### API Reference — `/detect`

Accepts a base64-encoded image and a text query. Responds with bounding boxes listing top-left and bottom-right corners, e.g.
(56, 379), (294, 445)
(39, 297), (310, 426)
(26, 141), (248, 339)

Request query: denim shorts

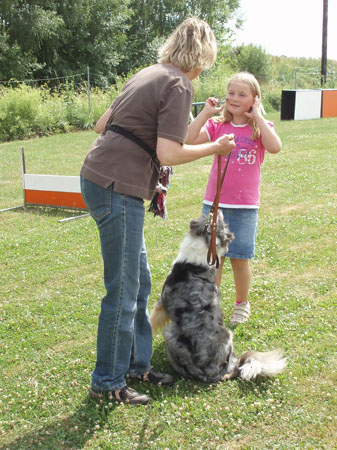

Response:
(202, 203), (258, 259)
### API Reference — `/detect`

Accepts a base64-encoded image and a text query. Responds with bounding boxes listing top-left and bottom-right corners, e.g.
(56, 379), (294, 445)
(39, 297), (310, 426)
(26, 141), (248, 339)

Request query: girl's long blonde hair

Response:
(216, 72), (262, 140)
(158, 17), (217, 72)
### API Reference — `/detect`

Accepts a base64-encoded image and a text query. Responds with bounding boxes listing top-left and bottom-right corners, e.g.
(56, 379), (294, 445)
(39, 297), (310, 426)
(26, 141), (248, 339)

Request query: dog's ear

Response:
(189, 214), (209, 237)
(225, 231), (235, 243)
(228, 231), (235, 240)
(215, 216), (234, 248)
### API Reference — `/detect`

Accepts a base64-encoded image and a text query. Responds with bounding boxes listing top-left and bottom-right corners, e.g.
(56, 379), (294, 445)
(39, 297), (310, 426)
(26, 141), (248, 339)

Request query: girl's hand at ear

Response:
(203, 97), (224, 117)
(245, 96), (263, 120)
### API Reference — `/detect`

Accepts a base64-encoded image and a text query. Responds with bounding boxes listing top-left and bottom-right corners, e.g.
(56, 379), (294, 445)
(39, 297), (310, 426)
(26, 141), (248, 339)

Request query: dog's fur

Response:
(150, 213), (287, 382)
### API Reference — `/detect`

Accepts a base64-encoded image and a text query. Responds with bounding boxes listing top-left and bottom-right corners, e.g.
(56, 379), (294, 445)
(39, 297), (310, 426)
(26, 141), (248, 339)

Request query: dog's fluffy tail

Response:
(150, 301), (170, 333)
(237, 349), (287, 381)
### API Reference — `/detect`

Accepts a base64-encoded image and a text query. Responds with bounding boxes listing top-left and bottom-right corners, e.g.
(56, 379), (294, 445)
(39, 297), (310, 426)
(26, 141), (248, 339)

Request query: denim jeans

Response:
(80, 177), (152, 391)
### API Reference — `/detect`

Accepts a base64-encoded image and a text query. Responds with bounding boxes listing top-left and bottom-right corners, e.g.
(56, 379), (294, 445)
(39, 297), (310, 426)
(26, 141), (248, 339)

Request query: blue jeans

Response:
(80, 177), (152, 391)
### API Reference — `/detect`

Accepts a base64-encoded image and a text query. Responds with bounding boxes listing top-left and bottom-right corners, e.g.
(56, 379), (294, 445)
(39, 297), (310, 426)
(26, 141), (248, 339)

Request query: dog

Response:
(150, 213), (287, 382)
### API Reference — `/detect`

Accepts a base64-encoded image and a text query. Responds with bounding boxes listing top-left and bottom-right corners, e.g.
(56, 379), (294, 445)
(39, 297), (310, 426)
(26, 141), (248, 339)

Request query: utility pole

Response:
(321, 0), (328, 86)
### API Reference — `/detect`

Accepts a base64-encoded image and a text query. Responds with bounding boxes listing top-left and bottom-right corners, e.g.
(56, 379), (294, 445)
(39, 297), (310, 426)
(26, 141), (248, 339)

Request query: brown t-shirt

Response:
(80, 64), (193, 200)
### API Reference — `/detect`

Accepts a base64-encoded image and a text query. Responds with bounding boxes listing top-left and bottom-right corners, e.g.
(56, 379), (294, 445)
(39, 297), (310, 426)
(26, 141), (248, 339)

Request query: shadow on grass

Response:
(4, 205), (89, 221)
(2, 394), (115, 450)
(3, 340), (274, 449)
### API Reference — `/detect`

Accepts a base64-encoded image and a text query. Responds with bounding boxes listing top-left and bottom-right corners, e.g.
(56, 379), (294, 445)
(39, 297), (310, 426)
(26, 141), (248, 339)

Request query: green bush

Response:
(230, 44), (272, 84)
(0, 84), (72, 140)
(0, 84), (41, 140)
(6, 55), (330, 142)
(35, 92), (70, 135)
(193, 62), (233, 101)
(262, 86), (282, 112)
(0, 77), (129, 141)
(0, 77), (283, 142)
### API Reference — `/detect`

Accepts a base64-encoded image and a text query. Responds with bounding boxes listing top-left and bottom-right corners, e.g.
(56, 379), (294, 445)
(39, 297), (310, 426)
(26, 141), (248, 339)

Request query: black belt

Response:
(105, 124), (160, 171)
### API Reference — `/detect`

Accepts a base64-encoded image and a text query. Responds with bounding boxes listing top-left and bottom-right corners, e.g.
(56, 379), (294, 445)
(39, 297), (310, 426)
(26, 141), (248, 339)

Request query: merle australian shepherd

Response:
(150, 213), (286, 383)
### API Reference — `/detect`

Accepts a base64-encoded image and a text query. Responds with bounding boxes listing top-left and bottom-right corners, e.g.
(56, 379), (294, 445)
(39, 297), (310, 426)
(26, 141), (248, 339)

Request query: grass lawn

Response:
(0, 112), (336, 450)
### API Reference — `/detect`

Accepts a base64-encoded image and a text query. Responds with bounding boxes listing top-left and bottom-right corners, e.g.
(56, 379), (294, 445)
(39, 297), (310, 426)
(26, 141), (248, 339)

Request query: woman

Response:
(80, 17), (235, 405)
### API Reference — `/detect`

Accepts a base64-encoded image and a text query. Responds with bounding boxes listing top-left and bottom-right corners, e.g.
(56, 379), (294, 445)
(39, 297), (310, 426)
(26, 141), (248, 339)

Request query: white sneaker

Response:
(230, 302), (250, 326)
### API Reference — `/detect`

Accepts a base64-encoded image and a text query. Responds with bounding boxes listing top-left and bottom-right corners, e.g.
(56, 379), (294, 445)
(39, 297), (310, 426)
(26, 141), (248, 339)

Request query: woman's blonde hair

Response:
(216, 72), (262, 140)
(158, 17), (217, 72)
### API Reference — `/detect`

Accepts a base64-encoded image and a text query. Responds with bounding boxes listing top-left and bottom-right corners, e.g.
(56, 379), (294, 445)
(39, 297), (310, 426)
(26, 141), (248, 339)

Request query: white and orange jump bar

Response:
(23, 174), (86, 210)
(0, 147), (88, 222)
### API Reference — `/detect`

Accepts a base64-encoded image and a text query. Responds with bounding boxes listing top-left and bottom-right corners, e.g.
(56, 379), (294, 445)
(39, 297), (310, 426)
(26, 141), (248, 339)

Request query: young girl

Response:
(185, 72), (282, 326)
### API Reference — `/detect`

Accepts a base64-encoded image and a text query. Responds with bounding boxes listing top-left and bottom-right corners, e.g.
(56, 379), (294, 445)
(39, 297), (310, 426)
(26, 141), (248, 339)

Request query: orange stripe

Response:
(321, 90), (337, 117)
(25, 190), (87, 210)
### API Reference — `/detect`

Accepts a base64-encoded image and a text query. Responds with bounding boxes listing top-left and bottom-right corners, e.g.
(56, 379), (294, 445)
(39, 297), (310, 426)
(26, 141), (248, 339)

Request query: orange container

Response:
(321, 90), (337, 117)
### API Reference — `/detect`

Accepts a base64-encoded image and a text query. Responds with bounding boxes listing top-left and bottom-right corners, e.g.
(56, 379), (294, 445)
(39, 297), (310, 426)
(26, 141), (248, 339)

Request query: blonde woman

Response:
(80, 18), (235, 405)
(186, 72), (282, 326)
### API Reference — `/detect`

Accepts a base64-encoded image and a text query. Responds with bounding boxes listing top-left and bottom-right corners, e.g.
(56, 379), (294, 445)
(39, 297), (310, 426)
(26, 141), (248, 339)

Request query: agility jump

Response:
(0, 147), (88, 222)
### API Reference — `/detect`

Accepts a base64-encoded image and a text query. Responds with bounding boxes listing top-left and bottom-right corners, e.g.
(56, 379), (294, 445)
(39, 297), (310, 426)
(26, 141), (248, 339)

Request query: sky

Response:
(232, 0), (337, 61)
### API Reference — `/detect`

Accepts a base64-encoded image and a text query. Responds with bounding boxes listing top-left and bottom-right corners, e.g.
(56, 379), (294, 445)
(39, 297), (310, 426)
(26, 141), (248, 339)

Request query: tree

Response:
(0, 1), (62, 80)
(0, 32), (39, 81)
(0, 0), (242, 85)
(0, 0), (131, 85)
(118, 0), (242, 74)
(230, 44), (272, 83)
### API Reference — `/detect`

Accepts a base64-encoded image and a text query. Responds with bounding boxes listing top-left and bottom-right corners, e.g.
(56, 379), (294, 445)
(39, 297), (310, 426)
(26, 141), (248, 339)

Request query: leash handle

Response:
(207, 153), (231, 266)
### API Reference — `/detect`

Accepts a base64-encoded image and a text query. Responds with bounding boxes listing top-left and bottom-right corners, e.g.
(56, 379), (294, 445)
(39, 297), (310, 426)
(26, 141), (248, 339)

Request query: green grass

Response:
(0, 112), (336, 450)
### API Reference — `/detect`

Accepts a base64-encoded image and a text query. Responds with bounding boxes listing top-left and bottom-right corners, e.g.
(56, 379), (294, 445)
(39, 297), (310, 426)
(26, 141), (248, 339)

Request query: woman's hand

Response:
(157, 135), (235, 166)
(213, 133), (236, 156)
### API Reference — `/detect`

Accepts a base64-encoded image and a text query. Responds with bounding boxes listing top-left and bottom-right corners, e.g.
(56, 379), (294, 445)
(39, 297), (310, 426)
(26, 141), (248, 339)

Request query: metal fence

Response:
(292, 68), (336, 89)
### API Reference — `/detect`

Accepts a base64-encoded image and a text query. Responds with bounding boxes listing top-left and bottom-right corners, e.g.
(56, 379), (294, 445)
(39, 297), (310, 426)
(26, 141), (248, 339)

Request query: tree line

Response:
(0, 0), (241, 87)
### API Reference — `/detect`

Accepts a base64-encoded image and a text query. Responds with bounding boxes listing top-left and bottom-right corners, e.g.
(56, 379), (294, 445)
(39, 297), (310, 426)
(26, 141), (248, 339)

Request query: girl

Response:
(185, 72), (282, 326)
